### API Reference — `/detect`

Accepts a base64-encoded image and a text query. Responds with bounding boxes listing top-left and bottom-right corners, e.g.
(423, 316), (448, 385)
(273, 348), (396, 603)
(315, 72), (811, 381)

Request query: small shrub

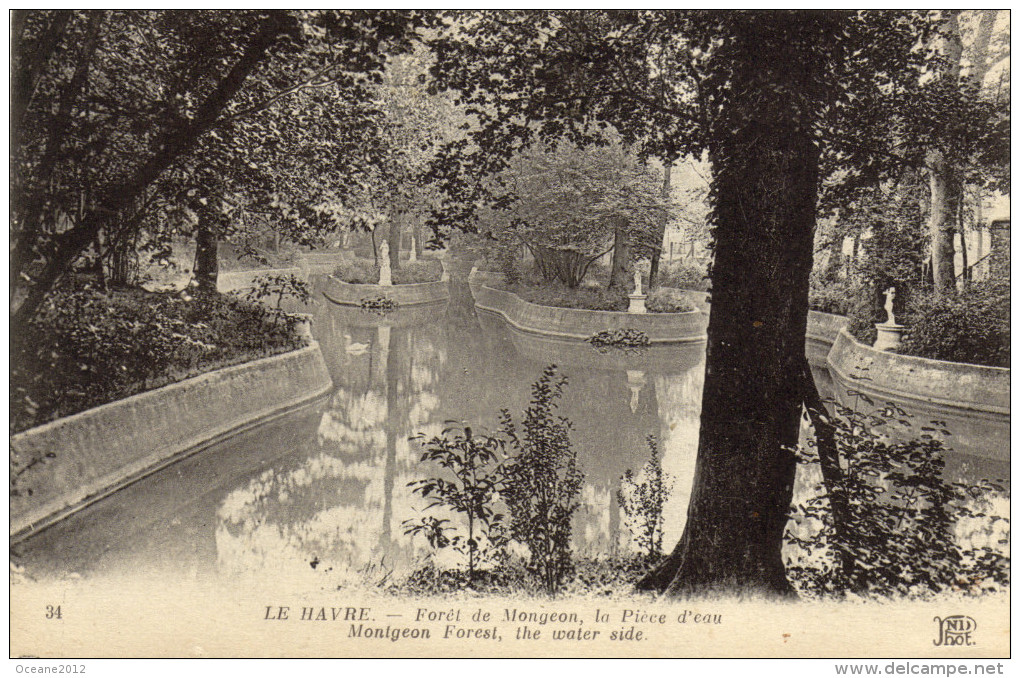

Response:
(499, 365), (584, 594)
(494, 275), (691, 313)
(333, 258), (443, 285)
(10, 282), (306, 436)
(899, 280), (1009, 367)
(359, 296), (398, 312)
(587, 329), (651, 353)
(332, 258), (379, 284)
(786, 397), (1010, 600)
(401, 365), (584, 595)
(240, 273), (310, 328)
(658, 261), (709, 291)
(618, 435), (672, 562)
(404, 425), (508, 581)
(808, 272), (867, 317)
(646, 288), (694, 313)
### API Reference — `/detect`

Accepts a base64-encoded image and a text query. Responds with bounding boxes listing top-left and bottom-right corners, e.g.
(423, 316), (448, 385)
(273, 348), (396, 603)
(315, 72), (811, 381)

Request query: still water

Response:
(13, 267), (1007, 589)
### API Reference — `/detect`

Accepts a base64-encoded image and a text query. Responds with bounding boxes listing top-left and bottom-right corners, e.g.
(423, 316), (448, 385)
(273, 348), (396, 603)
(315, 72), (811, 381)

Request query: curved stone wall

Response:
(806, 310), (849, 366)
(11, 343), (333, 539)
(469, 274), (708, 344)
(827, 329), (1009, 461)
(321, 275), (450, 307)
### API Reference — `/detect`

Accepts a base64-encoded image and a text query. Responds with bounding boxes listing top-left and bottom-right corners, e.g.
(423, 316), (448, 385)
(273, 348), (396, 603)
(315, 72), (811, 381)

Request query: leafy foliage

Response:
(587, 329), (651, 353)
(10, 280), (306, 434)
(786, 398), (1010, 599)
(899, 279), (1009, 367)
(359, 296), (398, 312)
(11, 10), (429, 324)
(241, 273), (311, 321)
(404, 365), (585, 594)
(499, 366), (585, 594)
(333, 257), (443, 284)
(657, 261), (710, 292)
(404, 425), (508, 581)
(618, 435), (672, 562)
(479, 139), (672, 288)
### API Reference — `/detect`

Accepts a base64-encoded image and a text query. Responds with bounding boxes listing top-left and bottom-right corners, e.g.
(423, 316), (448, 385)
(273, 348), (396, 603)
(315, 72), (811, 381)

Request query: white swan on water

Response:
(343, 334), (370, 355)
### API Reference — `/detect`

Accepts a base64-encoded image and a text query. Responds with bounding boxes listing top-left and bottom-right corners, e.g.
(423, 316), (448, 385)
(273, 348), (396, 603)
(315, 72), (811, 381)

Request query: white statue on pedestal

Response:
(633, 268), (642, 296)
(409, 235), (417, 262)
(882, 286), (896, 325)
(378, 240), (392, 286)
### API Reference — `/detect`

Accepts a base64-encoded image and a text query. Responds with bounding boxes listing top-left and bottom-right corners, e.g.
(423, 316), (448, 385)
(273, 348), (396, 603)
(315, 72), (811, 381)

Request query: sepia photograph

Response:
(8, 9), (1011, 665)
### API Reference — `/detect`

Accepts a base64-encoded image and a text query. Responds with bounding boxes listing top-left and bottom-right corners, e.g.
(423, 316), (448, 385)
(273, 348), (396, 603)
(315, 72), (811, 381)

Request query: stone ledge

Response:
(10, 343), (333, 539)
(469, 270), (708, 344)
(826, 329), (1009, 460)
(321, 274), (450, 307)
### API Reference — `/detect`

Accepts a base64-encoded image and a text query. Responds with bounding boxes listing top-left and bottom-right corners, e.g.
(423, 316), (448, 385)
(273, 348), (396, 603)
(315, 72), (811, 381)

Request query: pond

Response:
(13, 265), (1008, 591)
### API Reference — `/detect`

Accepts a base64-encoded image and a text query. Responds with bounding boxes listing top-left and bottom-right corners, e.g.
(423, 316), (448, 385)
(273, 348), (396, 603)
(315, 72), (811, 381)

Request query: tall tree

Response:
(427, 9), (940, 595)
(11, 10), (425, 323)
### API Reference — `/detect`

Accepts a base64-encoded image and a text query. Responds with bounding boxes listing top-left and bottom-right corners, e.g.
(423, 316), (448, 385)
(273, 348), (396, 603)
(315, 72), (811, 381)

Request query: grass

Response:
(333, 257), (444, 285)
(388, 555), (653, 599)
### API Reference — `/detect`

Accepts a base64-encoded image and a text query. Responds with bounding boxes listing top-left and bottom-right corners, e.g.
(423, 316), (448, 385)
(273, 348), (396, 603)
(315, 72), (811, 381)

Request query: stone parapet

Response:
(11, 343), (333, 539)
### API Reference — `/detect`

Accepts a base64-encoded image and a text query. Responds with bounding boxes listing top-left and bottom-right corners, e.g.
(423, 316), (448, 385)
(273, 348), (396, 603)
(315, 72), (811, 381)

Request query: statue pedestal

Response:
(873, 322), (906, 351)
(378, 267), (392, 286)
(628, 293), (647, 314)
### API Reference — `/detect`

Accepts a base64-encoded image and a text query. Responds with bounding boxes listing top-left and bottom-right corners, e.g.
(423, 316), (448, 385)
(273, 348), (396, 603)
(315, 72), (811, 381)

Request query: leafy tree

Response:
(427, 10), (946, 596)
(11, 10), (426, 323)
(483, 139), (669, 287)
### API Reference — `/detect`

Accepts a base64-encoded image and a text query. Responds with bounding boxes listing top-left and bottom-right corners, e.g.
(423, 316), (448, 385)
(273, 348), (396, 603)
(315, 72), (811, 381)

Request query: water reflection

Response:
(15, 269), (1005, 588)
(215, 275), (712, 580)
(215, 302), (448, 584)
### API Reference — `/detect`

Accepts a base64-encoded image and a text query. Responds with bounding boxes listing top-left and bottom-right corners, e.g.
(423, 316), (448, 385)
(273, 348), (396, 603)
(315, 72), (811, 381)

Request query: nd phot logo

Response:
(933, 615), (976, 646)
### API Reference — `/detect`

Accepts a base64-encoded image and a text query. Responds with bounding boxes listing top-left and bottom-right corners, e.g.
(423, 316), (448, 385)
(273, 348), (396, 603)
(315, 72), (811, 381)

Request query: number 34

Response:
(45, 605), (62, 620)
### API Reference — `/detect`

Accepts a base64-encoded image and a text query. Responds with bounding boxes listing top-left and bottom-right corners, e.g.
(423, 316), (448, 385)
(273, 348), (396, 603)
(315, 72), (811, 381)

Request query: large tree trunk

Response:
(388, 211), (402, 271)
(194, 212), (220, 295)
(607, 218), (631, 290)
(107, 229), (137, 289)
(648, 157), (675, 289)
(927, 12), (963, 297)
(639, 17), (825, 598)
(412, 217), (424, 258)
(927, 148), (958, 296)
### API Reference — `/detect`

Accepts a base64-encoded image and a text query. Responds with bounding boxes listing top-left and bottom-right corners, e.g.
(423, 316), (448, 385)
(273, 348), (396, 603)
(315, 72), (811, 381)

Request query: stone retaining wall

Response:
(806, 310), (848, 366)
(469, 272), (708, 343)
(216, 267), (305, 294)
(10, 343), (333, 539)
(321, 275), (450, 307)
(827, 329), (1009, 460)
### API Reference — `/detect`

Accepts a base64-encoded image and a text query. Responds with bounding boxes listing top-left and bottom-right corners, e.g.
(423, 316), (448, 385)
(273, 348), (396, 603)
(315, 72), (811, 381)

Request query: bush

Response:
(657, 261), (710, 291)
(404, 425), (508, 582)
(646, 288), (694, 313)
(587, 329), (651, 353)
(899, 280), (1009, 367)
(332, 257), (443, 285)
(809, 272), (864, 316)
(618, 435), (672, 562)
(786, 397), (1010, 600)
(10, 281), (307, 434)
(500, 366), (585, 594)
(402, 365), (584, 595)
(494, 274), (693, 314)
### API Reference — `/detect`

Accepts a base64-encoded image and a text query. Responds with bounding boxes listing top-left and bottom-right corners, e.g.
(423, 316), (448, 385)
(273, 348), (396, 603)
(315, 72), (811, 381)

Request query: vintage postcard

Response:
(9, 9), (1011, 664)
